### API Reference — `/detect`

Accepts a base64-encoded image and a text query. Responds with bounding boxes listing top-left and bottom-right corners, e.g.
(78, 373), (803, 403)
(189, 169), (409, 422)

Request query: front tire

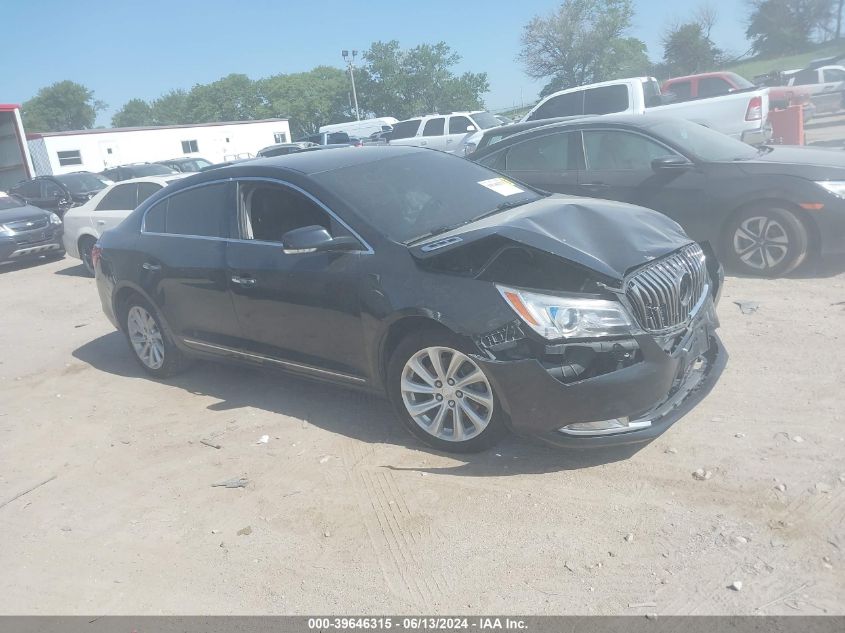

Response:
(123, 296), (186, 378)
(723, 205), (809, 277)
(387, 329), (508, 453)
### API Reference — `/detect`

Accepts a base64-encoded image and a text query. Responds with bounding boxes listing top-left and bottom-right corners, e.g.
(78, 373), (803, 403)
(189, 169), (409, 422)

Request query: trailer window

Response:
(181, 140), (199, 153)
(57, 150), (82, 166)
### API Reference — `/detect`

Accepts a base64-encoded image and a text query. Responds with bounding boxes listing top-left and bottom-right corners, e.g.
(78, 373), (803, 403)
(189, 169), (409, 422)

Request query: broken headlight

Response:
(497, 285), (634, 340)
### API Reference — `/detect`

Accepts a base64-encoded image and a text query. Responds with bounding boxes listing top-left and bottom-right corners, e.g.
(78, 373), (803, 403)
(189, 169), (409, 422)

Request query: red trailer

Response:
(0, 104), (34, 191)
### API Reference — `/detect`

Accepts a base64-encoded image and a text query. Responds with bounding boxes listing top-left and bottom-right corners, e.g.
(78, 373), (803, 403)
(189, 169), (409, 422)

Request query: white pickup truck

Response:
(520, 76), (772, 145)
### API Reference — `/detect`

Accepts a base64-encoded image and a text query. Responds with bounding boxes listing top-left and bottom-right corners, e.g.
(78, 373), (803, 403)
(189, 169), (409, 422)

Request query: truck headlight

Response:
(497, 285), (634, 340)
(816, 181), (845, 198)
(48, 212), (62, 225)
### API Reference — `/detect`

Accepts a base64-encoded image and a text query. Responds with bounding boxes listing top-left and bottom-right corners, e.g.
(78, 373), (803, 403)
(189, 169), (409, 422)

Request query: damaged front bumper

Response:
(474, 298), (726, 447)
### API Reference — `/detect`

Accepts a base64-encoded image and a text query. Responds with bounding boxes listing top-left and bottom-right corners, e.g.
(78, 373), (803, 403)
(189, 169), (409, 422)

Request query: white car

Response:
(62, 175), (187, 275)
(387, 111), (503, 154)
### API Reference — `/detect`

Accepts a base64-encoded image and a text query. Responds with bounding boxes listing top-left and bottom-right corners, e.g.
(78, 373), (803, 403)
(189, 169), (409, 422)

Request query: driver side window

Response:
(238, 181), (338, 243)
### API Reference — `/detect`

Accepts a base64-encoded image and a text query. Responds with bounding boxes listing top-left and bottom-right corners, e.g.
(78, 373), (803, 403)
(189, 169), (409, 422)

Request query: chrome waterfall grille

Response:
(625, 243), (708, 332)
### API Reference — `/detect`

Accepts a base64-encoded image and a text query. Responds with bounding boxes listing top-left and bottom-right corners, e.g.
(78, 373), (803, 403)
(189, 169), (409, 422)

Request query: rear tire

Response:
(123, 295), (187, 378)
(723, 205), (809, 277)
(79, 236), (97, 276)
(387, 329), (508, 453)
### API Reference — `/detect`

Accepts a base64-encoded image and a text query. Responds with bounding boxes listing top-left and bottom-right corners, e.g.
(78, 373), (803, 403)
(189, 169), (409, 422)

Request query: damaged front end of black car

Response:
(409, 197), (726, 448)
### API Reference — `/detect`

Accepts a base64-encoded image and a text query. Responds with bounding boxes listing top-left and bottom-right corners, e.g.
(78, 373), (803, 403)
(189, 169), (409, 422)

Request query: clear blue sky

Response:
(2, 0), (749, 124)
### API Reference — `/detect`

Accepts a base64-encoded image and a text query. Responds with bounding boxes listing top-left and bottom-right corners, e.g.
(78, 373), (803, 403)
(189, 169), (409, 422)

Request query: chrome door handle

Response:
(446, 139), (453, 143)
(142, 262), (161, 271)
(231, 275), (256, 287)
(96, 220), (106, 225)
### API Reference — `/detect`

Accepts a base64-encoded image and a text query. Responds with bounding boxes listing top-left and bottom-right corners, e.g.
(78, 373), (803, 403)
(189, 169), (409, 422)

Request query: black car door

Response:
(578, 129), (709, 240)
(480, 131), (583, 194)
(39, 179), (70, 214)
(138, 181), (243, 348)
(225, 179), (369, 381)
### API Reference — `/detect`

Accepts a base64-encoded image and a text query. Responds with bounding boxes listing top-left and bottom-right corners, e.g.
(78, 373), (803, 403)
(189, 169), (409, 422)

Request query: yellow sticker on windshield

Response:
(478, 178), (524, 196)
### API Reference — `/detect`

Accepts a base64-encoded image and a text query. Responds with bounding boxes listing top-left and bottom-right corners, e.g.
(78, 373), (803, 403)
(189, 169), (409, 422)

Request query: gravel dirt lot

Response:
(0, 255), (844, 615)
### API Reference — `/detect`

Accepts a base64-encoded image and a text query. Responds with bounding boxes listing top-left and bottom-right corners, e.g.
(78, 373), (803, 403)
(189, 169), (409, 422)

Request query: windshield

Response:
(471, 111), (502, 129)
(133, 164), (176, 176)
(55, 173), (107, 193)
(727, 72), (755, 89)
(0, 192), (27, 211)
(311, 151), (542, 243)
(648, 118), (759, 161)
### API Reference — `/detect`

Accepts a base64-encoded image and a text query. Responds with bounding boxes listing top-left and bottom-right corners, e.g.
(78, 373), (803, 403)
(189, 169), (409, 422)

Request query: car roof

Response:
(473, 115), (681, 153)
(216, 145), (427, 176)
(108, 174), (189, 185)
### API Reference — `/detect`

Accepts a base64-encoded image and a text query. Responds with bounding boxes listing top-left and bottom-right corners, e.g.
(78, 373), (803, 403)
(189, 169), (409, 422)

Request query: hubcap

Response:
(127, 305), (165, 370)
(733, 216), (790, 271)
(400, 346), (494, 442)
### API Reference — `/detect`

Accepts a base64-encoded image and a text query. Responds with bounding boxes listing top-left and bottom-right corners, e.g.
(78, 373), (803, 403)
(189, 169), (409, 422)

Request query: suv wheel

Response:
(387, 330), (507, 452)
(123, 297), (186, 377)
(724, 205), (809, 277)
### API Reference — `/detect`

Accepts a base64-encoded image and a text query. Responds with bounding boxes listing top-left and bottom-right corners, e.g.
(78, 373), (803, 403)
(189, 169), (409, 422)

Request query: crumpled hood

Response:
(410, 195), (693, 281)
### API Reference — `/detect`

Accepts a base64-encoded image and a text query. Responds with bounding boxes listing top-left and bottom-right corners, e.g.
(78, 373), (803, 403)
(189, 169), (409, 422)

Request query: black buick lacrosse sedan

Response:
(93, 146), (725, 452)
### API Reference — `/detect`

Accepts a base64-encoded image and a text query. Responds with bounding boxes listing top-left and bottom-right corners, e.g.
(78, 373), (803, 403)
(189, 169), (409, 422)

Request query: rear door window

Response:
(698, 77), (732, 98)
(793, 69), (818, 85)
(13, 180), (41, 197)
(583, 85), (629, 115)
(160, 182), (234, 238)
(823, 68), (845, 82)
(504, 133), (579, 172)
(666, 81), (692, 100)
(390, 120), (421, 139)
(422, 118), (445, 136)
(528, 91), (583, 121)
(96, 184), (138, 210)
(137, 182), (163, 205)
(583, 130), (676, 171)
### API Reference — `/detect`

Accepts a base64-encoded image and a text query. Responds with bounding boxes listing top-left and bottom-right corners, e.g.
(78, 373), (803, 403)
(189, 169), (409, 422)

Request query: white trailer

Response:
(319, 117), (398, 138)
(26, 118), (291, 176)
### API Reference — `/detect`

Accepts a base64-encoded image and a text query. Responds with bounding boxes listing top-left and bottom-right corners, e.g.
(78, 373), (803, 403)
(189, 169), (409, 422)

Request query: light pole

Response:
(342, 49), (361, 121)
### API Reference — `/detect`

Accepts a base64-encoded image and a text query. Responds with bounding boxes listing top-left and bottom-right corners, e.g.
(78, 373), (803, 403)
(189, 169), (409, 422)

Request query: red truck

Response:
(662, 72), (814, 123)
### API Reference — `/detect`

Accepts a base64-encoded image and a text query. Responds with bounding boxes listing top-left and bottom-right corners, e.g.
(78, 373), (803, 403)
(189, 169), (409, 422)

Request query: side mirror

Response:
(652, 156), (693, 172)
(281, 225), (360, 254)
(466, 125), (477, 132)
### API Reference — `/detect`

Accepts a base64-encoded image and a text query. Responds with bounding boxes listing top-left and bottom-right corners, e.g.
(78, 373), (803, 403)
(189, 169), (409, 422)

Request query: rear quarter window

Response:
(583, 85), (629, 114)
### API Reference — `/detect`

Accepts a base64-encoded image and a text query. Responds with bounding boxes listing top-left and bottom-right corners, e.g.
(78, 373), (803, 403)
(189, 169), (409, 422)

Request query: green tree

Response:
(21, 80), (106, 132)
(663, 23), (721, 76)
(112, 98), (154, 127)
(149, 89), (190, 125)
(184, 74), (268, 123)
(261, 66), (352, 138)
(746, 0), (835, 56)
(357, 41), (489, 119)
(518, 0), (650, 95)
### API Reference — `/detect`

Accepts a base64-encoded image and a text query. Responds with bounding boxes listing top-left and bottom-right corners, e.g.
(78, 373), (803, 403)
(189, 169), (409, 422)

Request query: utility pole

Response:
(342, 50), (361, 121)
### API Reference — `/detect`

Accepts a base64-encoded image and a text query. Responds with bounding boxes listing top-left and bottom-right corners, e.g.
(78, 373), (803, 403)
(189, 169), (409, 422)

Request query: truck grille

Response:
(625, 243), (708, 333)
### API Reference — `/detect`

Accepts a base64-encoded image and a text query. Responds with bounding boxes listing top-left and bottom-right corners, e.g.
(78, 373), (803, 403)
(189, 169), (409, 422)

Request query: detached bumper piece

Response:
(476, 299), (725, 447)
